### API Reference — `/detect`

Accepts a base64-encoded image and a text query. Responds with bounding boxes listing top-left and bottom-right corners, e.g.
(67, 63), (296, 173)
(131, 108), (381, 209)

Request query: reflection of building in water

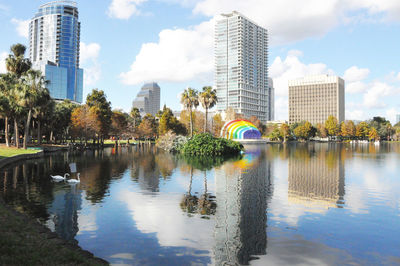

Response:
(130, 146), (161, 192)
(288, 152), (345, 209)
(214, 148), (271, 265)
(46, 185), (82, 242)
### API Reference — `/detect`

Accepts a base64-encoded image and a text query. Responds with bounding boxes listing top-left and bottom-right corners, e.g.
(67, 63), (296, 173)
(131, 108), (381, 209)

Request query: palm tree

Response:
(5, 44), (31, 78)
(18, 69), (49, 149)
(180, 88), (199, 137)
(0, 74), (17, 147)
(198, 86), (217, 133)
(5, 43), (31, 148)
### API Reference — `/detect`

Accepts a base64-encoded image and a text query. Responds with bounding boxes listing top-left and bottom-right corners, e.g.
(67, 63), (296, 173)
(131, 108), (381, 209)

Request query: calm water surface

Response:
(1, 143), (399, 265)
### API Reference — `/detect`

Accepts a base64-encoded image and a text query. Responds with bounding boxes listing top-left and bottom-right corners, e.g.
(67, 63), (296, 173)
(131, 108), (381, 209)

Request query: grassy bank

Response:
(0, 146), (41, 159)
(0, 199), (107, 265)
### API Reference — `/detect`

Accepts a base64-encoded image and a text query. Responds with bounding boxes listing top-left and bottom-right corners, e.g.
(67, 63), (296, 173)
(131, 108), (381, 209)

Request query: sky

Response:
(0, 0), (400, 123)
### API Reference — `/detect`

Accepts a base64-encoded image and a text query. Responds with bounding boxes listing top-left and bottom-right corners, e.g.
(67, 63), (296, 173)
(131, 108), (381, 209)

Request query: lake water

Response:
(0, 143), (399, 265)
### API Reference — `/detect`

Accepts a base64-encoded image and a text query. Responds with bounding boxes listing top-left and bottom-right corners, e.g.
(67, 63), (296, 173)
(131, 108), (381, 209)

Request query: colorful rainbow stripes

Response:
(220, 119), (262, 140)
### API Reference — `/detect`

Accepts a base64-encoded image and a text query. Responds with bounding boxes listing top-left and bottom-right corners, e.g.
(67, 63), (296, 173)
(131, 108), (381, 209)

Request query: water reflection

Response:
(0, 144), (399, 265)
(288, 144), (345, 210)
(214, 145), (272, 265)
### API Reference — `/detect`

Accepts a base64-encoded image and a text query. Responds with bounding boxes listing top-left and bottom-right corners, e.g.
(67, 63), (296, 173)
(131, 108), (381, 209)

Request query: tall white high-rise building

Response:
(215, 11), (269, 122)
(267, 78), (274, 121)
(132, 82), (161, 116)
(29, 1), (83, 103)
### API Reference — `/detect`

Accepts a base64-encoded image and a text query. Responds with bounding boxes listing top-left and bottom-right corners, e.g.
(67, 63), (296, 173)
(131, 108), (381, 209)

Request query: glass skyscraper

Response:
(132, 82), (161, 116)
(29, 1), (83, 103)
(215, 11), (269, 122)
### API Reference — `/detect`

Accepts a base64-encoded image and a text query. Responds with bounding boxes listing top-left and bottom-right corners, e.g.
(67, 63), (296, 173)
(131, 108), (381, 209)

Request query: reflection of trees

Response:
(180, 166), (198, 214)
(155, 151), (177, 179)
(197, 171), (216, 216)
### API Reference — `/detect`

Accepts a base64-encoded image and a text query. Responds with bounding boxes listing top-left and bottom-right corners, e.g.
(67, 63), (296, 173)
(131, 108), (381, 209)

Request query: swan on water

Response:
(67, 173), (80, 183)
(51, 173), (70, 181)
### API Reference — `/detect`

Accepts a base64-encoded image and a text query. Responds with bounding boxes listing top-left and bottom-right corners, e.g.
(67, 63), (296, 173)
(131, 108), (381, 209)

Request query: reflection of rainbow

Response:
(220, 119), (261, 140)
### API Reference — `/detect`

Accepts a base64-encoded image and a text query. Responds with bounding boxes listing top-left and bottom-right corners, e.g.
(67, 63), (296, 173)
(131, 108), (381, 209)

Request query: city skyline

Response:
(0, 1), (400, 123)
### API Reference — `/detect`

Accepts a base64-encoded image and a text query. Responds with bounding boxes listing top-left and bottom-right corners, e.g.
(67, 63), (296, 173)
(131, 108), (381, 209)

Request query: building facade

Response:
(29, 1), (83, 103)
(288, 75), (345, 125)
(132, 82), (160, 116)
(267, 78), (274, 121)
(396, 114), (400, 125)
(215, 11), (269, 122)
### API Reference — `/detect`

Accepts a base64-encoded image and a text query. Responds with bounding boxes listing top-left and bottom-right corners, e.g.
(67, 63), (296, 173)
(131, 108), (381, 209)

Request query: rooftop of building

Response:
(219, 11), (266, 30)
(39, 1), (77, 8)
(288, 74), (344, 86)
(141, 82), (160, 90)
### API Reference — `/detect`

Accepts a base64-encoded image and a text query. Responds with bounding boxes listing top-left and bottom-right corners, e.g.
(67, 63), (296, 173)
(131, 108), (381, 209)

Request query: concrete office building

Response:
(288, 75), (345, 125)
(215, 11), (269, 122)
(29, 1), (83, 103)
(132, 82), (160, 116)
(396, 114), (400, 125)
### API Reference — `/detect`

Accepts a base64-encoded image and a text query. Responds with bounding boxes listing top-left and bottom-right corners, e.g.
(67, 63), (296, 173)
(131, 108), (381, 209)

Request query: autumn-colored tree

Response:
(138, 113), (157, 139)
(355, 121), (369, 139)
(193, 110), (205, 134)
(325, 115), (339, 136)
(249, 115), (265, 135)
(70, 105), (99, 144)
(368, 127), (379, 141)
(341, 120), (356, 139)
(111, 110), (128, 144)
(279, 123), (290, 142)
(316, 123), (328, 138)
(212, 113), (224, 137)
(158, 106), (186, 136)
(293, 121), (315, 140)
(86, 89), (112, 143)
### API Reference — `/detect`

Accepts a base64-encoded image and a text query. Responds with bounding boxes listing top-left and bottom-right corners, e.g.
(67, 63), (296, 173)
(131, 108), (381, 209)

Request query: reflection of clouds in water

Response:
(252, 231), (358, 266)
(118, 189), (215, 251)
(77, 191), (99, 235)
(269, 160), (318, 227)
(345, 156), (400, 215)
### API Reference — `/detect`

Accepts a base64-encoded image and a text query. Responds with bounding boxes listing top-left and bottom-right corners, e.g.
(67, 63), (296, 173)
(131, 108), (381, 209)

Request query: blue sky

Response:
(1, 0), (400, 123)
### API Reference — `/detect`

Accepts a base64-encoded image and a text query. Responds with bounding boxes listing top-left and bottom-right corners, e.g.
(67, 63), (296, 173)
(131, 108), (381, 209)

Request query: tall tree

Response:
(198, 86), (217, 133)
(158, 106), (186, 136)
(0, 74), (16, 147)
(111, 110), (128, 144)
(355, 122), (369, 140)
(180, 88), (199, 137)
(212, 113), (224, 137)
(325, 115), (339, 137)
(279, 123), (290, 142)
(5, 44), (31, 148)
(86, 89), (112, 143)
(369, 127), (379, 141)
(18, 69), (49, 149)
(5, 44), (31, 78)
(138, 114), (157, 139)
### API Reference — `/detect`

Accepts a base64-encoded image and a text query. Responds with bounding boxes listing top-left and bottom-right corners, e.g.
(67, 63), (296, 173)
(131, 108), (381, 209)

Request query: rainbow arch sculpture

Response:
(220, 119), (261, 140)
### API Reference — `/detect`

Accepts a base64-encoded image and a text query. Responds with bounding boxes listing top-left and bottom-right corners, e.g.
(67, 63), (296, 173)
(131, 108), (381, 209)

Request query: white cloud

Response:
(120, 19), (214, 85)
(84, 63), (101, 86)
(11, 18), (29, 39)
(269, 50), (334, 98)
(346, 81), (368, 94)
(79, 42), (101, 86)
(362, 81), (394, 108)
(343, 66), (370, 83)
(192, 0), (400, 44)
(0, 52), (8, 74)
(107, 0), (147, 19)
(80, 42), (101, 64)
(346, 109), (364, 121)
(385, 108), (400, 124)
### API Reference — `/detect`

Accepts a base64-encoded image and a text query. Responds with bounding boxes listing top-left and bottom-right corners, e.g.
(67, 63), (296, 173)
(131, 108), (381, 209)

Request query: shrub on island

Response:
(179, 133), (243, 156)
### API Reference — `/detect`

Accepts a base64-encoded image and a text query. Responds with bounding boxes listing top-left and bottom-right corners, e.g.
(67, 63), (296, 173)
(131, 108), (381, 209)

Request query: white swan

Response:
(67, 173), (80, 183)
(51, 173), (69, 181)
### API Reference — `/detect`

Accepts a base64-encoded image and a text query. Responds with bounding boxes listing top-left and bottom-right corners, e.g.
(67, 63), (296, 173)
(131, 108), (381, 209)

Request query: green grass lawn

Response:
(0, 147), (41, 159)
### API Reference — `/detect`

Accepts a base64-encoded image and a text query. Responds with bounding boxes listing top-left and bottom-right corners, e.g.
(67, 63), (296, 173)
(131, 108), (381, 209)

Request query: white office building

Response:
(215, 11), (269, 122)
